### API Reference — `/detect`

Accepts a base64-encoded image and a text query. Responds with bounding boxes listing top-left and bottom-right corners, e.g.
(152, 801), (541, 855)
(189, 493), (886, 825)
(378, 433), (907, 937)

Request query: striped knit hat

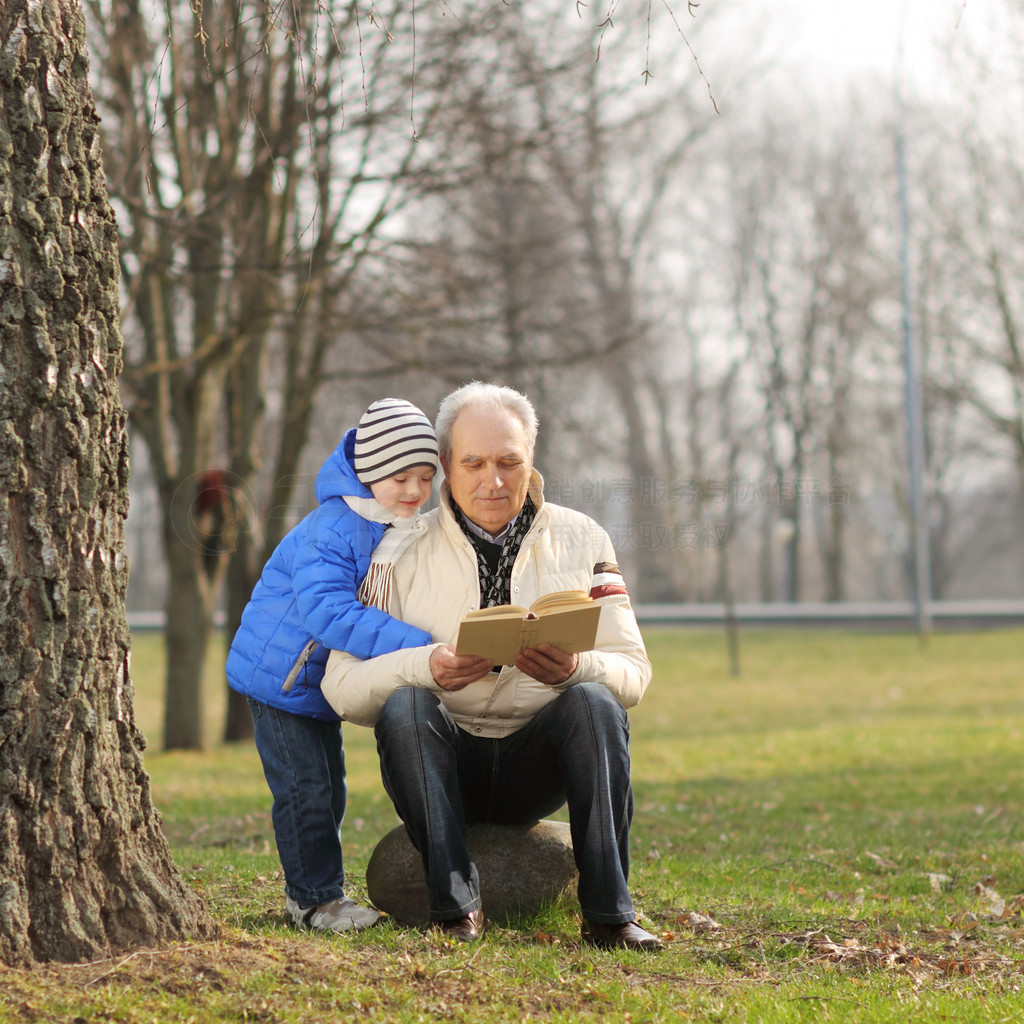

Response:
(353, 398), (438, 486)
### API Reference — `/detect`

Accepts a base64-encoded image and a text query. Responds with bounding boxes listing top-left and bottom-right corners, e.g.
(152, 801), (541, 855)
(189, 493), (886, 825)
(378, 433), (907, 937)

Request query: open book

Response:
(454, 590), (602, 665)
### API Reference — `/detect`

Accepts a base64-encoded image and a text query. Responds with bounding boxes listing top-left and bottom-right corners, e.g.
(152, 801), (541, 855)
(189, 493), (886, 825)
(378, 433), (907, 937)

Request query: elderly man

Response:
(321, 382), (661, 951)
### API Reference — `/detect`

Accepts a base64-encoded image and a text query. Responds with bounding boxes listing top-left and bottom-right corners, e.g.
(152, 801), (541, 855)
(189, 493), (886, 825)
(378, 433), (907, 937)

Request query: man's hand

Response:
(515, 643), (578, 687)
(429, 645), (494, 692)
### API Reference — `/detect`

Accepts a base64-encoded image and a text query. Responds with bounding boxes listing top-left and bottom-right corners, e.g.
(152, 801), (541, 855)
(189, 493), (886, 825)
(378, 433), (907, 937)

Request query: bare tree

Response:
(910, 4), (1024, 489)
(947, 136), (1024, 484)
(904, 117), (987, 598)
(889, 6), (1024, 596)
(396, 5), (728, 599)
(722, 100), (892, 601)
(85, 0), (466, 746)
(0, 0), (212, 963)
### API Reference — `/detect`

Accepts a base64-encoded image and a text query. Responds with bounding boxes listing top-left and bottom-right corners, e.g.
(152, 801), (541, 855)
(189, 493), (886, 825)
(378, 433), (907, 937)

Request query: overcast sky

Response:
(739, 0), (971, 89)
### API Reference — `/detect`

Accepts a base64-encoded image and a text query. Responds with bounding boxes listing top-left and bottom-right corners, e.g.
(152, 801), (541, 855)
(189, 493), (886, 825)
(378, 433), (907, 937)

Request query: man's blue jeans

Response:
(248, 698), (347, 908)
(374, 682), (635, 924)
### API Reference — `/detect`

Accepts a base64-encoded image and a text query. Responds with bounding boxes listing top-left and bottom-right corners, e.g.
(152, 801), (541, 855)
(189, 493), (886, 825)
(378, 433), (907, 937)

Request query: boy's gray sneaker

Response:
(285, 895), (382, 933)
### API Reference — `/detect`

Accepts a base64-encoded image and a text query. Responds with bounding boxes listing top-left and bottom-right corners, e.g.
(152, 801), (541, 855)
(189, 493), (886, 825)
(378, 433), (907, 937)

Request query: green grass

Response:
(3, 628), (1024, 1022)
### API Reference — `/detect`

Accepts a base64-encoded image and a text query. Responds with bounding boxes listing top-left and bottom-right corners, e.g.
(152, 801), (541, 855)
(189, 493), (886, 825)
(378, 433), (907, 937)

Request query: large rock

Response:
(366, 820), (578, 926)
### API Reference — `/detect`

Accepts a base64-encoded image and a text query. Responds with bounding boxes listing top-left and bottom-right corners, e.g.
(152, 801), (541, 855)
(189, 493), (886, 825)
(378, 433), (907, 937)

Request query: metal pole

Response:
(896, 2), (933, 636)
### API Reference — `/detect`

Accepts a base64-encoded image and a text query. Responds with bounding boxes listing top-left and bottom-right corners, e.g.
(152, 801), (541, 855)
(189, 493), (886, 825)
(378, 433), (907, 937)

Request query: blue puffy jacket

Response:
(225, 428), (433, 720)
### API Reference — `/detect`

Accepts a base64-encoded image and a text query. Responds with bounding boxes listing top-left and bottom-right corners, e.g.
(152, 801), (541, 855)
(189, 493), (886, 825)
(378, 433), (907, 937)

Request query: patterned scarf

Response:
(452, 494), (537, 608)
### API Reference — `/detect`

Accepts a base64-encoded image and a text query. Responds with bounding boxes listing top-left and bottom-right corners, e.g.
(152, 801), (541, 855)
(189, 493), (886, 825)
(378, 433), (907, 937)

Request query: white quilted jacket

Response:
(320, 472), (652, 737)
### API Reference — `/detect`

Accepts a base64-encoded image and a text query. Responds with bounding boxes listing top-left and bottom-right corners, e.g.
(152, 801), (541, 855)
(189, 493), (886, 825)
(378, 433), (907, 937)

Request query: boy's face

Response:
(369, 465), (436, 518)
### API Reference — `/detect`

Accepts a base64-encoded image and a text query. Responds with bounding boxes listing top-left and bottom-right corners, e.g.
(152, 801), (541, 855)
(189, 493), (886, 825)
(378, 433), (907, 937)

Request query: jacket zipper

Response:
(281, 637), (319, 692)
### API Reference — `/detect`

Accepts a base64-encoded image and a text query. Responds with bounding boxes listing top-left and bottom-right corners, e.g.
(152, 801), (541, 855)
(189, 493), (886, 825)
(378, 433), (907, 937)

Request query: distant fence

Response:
(635, 600), (1024, 629)
(127, 600), (1024, 632)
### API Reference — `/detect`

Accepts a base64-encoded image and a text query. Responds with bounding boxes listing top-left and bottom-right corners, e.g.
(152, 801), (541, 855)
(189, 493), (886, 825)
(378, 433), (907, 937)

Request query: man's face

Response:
(443, 406), (533, 535)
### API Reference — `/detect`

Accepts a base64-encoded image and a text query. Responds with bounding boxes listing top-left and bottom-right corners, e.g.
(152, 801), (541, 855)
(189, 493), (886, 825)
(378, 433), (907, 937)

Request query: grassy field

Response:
(3, 627), (1024, 1022)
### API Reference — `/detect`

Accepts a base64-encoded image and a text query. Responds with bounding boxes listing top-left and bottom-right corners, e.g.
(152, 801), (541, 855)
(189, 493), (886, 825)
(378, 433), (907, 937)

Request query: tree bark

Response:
(222, 564), (255, 743)
(0, 0), (214, 964)
(161, 477), (214, 750)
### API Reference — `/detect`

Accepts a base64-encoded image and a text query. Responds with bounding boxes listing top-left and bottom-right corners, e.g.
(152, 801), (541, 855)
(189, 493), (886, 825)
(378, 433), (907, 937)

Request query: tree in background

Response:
(80, 0), (1024, 757)
(86, 0), (471, 746)
(385, 2), (730, 600)
(0, 0), (212, 963)
(940, 35), (1024, 485)
(706, 99), (894, 602)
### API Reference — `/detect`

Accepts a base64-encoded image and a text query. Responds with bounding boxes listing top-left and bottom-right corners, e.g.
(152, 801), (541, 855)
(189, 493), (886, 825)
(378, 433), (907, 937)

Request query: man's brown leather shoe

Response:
(433, 908), (485, 942)
(581, 920), (664, 951)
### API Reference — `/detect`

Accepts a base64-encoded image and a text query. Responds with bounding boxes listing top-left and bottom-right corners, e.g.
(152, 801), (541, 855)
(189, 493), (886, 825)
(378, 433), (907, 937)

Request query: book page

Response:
(461, 605), (529, 620)
(454, 600), (602, 664)
(529, 590), (591, 614)
(519, 604), (601, 655)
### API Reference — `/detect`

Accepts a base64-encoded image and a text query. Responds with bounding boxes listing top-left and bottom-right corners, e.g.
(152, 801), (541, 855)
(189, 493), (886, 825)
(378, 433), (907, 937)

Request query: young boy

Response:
(226, 398), (438, 933)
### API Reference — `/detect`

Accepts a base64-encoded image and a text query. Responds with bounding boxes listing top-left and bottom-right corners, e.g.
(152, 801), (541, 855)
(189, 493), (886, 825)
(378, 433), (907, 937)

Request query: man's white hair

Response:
(435, 381), (539, 461)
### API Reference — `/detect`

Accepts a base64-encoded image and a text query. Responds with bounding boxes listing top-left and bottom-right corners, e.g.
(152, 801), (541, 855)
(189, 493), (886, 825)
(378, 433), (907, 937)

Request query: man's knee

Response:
(376, 687), (446, 741)
(564, 681), (625, 713)
(556, 682), (629, 733)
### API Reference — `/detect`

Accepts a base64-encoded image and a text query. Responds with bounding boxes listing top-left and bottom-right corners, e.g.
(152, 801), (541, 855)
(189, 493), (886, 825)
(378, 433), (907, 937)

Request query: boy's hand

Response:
(429, 645), (493, 691)
(515, 643), (578, 686)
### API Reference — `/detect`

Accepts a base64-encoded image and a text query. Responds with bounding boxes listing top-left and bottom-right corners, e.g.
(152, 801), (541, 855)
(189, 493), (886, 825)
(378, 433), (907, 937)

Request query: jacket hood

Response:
(314, 428), (372, 504)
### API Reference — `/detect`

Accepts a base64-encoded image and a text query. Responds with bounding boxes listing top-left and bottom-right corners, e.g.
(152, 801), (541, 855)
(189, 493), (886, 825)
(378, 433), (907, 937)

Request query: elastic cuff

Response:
(420, 644), (448, 692)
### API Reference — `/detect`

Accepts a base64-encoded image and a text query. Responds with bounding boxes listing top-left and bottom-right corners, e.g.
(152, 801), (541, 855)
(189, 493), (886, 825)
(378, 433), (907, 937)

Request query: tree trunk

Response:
(222, 530), (256, 743)
(162, 563), (213, 750)
(717, 378), (742, 679)
(603, 366), (677, 602)
(0, 0), (213, 964)
(821, 446), (847, 603)
(781, 447), (804, 603)
(161, 481), (215, 750)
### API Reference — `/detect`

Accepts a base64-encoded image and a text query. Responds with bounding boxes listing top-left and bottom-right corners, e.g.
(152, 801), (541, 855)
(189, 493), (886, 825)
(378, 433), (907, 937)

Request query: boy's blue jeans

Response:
(248, 698), (347, 908)
(374, 682), (636, 924)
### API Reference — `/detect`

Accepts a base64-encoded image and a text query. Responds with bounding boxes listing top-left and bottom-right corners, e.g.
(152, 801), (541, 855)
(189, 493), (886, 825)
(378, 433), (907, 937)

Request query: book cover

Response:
(454, 590), (602, 664)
